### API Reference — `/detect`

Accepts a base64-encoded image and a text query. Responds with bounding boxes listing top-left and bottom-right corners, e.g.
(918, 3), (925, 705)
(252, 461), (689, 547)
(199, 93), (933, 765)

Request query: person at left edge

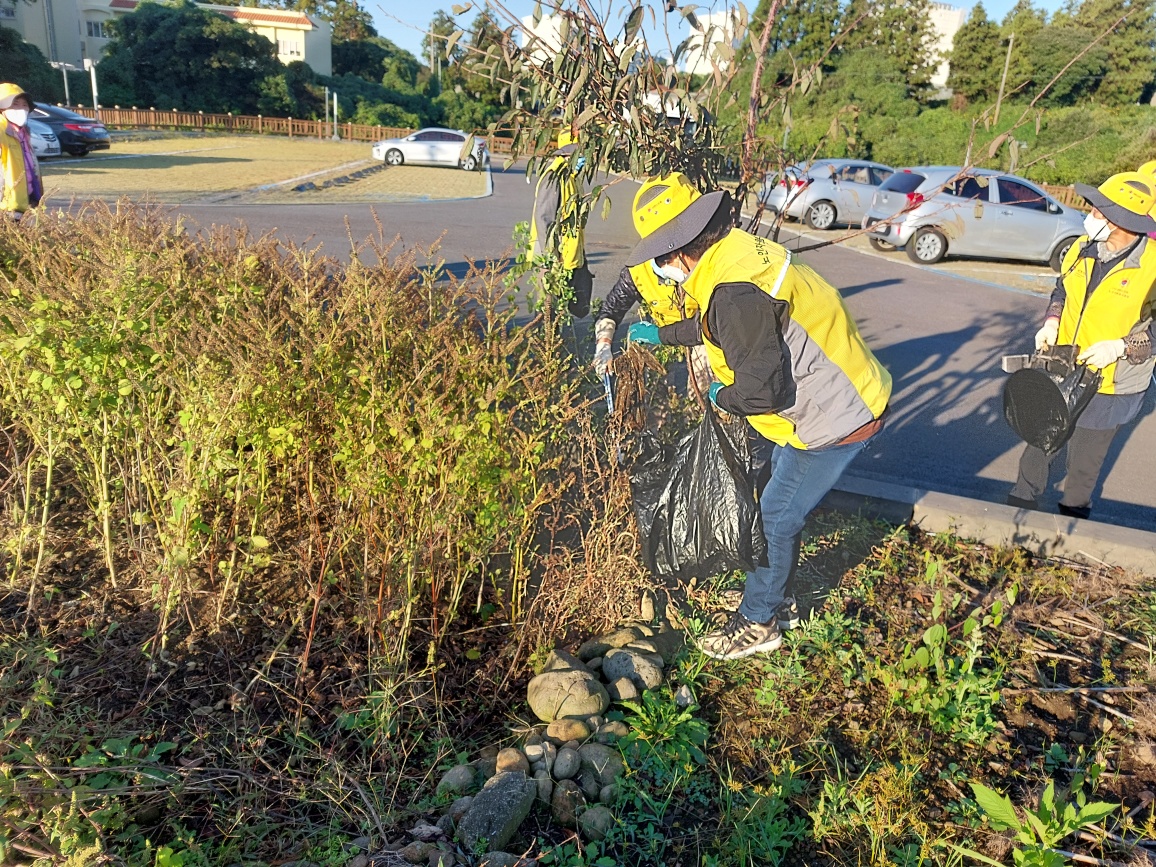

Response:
(529, 129), (592, 318)
(0, 83), (43, 219)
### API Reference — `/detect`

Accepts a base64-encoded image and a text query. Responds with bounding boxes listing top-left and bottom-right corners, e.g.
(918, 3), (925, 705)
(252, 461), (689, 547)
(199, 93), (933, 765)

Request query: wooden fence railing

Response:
(68, 106), (518, 154)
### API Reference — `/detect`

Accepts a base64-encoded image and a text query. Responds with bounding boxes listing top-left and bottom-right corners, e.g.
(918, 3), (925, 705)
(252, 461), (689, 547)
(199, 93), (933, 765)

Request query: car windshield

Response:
(879, 172), (926, 194)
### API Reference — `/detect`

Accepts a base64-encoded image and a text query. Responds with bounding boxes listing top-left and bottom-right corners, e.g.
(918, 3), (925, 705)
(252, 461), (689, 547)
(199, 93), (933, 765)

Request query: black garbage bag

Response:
(628, 411), (766, 580)
(1003, 345), (1102, 455)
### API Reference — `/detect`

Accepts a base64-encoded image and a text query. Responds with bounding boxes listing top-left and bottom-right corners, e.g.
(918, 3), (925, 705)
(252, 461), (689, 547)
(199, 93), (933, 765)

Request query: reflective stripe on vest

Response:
(1058, 237), (1156, 395)
(627, 262), (699, 326)
(685, 230), (892, 449)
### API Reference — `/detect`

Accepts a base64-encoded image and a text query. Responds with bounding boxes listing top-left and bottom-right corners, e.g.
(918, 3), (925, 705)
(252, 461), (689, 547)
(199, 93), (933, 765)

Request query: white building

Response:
(928, 1), (968, 90)
(2, 0), (331, 75)
(682, 9), (739, 76)
(519, 11), (567, 62)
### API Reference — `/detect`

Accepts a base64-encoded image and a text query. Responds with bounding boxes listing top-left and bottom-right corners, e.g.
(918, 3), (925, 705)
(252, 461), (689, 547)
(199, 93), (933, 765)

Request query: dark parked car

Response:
(31, 104), (111, 157)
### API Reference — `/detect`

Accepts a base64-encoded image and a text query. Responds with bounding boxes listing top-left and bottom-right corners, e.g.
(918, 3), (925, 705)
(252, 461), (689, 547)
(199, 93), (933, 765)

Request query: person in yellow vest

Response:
(592, 262), (713, 395)
(626, 173), (891, 660)
(1007, 172), (1156, 520)
(529, 130), (592, 318)
(0, 83), (43, 219)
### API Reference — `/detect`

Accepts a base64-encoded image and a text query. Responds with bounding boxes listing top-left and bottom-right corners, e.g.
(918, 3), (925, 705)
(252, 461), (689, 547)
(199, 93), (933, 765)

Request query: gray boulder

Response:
(602, 649), (663, 691)
(599, 784), (619, 805)
(605, 677), (639, 703)
(527, 670), (609, 722)
(533, 768), (553, 803)
(640, 590), (657, 623)
(576, 627), (644, 661)
(437, 764), (477, 796)
(596, 721), (629, 743)
(644, 629), (686, 664)
(399, 842), (435, 864)
(553, 747), (581, 781)
(448, 796), (474, 823)
(579, 743), (624, 786)
(542, 649), (589, 673)
(578, 805), (615, 842)
(577, 769), (601, 802)
(551, 779), (585, 826)
(456, 771), (536, 854)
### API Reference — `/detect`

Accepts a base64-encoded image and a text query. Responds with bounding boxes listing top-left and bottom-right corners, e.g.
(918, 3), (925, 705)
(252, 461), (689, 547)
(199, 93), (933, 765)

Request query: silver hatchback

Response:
(862, 166), (1086, 271)
(759, 158), (895, 230)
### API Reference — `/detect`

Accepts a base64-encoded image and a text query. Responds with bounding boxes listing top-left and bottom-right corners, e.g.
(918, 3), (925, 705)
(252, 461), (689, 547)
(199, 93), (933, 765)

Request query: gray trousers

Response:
(1010, 425), (1118, 509)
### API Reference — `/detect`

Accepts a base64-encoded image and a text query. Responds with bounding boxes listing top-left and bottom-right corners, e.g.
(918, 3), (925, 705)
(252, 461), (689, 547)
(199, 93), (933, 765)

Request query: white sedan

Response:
(29, 118), (61, 158)
(372, 127), (488, 171)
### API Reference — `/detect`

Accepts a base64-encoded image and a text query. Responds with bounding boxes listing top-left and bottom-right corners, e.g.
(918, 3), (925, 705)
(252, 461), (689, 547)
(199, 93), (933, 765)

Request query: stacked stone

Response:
(397, 609), (685, 865)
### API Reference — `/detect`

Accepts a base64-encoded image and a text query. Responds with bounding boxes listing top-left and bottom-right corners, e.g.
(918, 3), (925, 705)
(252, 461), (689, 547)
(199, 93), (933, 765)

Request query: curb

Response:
(822, 474), (1156, 577)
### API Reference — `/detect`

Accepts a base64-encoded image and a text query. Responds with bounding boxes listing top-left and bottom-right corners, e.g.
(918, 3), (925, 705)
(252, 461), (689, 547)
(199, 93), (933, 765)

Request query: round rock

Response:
(606, 677), (639, 703)
(551, 779), (586, 826)
(602, 648), (663, 691)
(496, 748), (529, 774)
(436, 764), (477, 796)
(546, 718), (590, 743)
(578, 805), (615, 842)
(527, 670), (609, 722)
(553, 746), (581, 781)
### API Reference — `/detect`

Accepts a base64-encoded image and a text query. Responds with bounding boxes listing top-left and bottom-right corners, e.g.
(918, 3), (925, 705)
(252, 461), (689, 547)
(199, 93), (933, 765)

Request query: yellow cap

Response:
(0, 83), (32, 111)
(1076, 171), (1156, 234)
(557, 129), (577, 147)
(1138, 160), (1156, 178)
(627, 172), (729, 266)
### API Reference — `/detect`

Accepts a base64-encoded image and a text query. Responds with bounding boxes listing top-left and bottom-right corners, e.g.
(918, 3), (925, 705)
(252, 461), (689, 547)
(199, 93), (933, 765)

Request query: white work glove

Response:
(593, 339), (613, 377)
(1077, 339), (1126, 370)
(1034, 318), (1059, 351)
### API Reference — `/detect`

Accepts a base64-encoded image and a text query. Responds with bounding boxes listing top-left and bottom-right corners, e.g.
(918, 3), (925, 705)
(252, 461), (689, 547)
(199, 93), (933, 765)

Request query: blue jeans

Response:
(738, 436), (870, 624)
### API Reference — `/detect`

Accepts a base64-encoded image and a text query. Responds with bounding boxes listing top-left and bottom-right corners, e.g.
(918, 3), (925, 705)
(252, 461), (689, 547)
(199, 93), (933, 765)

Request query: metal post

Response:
(61, 66), (70, 105)
(84, 58), (100, 121)
(332, 92), (339, 140)
(994, 33), (1014, 127)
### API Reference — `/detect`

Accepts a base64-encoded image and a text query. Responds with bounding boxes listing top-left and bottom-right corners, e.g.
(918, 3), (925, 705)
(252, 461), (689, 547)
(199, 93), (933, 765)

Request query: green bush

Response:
(0, 28), (64, 104)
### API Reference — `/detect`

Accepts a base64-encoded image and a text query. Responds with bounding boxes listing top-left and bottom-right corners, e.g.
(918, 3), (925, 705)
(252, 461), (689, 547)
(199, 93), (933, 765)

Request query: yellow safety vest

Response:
(1, 118), (37, 214)
(684, 229), (891, 449)
(529, 155), (584, 270)
(628, 262), (698, 326)
(1057, 237), (1156, 395)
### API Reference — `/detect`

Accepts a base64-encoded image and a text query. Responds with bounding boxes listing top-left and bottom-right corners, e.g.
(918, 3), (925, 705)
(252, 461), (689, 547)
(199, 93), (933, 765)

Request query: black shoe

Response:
(1058, 503), (1091, 520)
(1006, 495), (1038, 510)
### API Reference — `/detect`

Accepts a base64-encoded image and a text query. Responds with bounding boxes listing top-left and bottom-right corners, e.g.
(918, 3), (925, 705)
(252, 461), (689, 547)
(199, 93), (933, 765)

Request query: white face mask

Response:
(652, 259), (689, 284)
(3, 108), (29, 127)
(1083, 213), (1111, 242)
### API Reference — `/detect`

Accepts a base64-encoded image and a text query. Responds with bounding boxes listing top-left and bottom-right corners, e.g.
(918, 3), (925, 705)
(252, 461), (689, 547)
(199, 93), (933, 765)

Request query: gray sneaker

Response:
(699, 611), (783, 660)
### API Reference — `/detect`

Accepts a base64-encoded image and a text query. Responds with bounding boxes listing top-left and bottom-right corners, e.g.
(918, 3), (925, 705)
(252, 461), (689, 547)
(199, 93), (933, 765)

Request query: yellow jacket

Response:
(1, 116), (39, 214)
(627, 262), (698, 326)
(684, 230), (891, 449)
(529, 151), (584, 270)
(1056, 237), (1156, 395)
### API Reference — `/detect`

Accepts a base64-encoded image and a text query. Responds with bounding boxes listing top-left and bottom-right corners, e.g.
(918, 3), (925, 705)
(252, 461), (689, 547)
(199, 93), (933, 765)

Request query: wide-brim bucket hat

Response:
(0, 83), (33, 110)
(627, 172), (729, 266)
(1074, 172), (1156, 234)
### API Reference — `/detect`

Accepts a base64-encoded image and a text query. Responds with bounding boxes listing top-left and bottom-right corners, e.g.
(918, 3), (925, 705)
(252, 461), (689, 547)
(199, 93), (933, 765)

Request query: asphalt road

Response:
(176, 163), (1156, 533)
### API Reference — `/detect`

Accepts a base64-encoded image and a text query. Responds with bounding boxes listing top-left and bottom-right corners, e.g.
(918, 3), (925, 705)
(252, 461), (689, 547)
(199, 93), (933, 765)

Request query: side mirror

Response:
(1047, 202), (1061, 214)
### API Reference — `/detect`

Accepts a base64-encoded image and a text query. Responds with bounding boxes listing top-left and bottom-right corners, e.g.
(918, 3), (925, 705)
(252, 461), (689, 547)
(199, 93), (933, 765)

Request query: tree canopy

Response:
(946, 3), (1003, 105)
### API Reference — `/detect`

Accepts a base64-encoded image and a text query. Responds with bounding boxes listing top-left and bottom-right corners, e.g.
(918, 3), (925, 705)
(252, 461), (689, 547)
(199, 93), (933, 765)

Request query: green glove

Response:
(627, 322), (660, 345)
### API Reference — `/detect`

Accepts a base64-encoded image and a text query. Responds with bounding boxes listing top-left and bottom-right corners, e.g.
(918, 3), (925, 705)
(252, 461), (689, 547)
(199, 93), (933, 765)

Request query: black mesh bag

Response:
(1003, 345), (1102, 456)
(628, 411), (766, 580)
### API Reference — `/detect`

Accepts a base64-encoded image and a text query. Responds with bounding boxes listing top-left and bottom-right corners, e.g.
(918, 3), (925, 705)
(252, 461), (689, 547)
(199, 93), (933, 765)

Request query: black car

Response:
(31, 104), (111, 156)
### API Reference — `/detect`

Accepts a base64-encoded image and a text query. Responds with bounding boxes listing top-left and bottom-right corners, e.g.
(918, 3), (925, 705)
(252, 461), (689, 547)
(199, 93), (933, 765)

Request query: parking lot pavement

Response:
(749, 220), (1059, 296)
(42, 135), (491, 205)
(248, 164), (490, 205)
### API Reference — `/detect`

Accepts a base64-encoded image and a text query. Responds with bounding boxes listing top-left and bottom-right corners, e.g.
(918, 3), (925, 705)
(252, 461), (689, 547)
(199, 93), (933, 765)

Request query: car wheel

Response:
(461, 154), (478, 172)
(384, 149), (404, 166)
(805, 200), (837, 230)
(868, 237), (895, 252)
(906, 228), (948, 264)
(1050, 237), (1079, 272)
(70, 148), (89, 157)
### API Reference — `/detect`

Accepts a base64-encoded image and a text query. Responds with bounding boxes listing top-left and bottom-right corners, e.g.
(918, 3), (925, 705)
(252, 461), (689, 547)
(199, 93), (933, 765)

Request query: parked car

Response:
(31, 103), (111, 156)
(862, 166), (1085, 271)
(28, 118), (61, 158)
(759, 158), (895, 229)
(371, 127), (489, 171)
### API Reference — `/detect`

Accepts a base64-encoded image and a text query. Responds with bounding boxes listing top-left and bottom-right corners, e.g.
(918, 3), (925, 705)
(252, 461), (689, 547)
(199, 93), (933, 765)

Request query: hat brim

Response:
(627, 189), (729, 266)
(0, 89), (32, 111)
(1076, 182), (1156, 234)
